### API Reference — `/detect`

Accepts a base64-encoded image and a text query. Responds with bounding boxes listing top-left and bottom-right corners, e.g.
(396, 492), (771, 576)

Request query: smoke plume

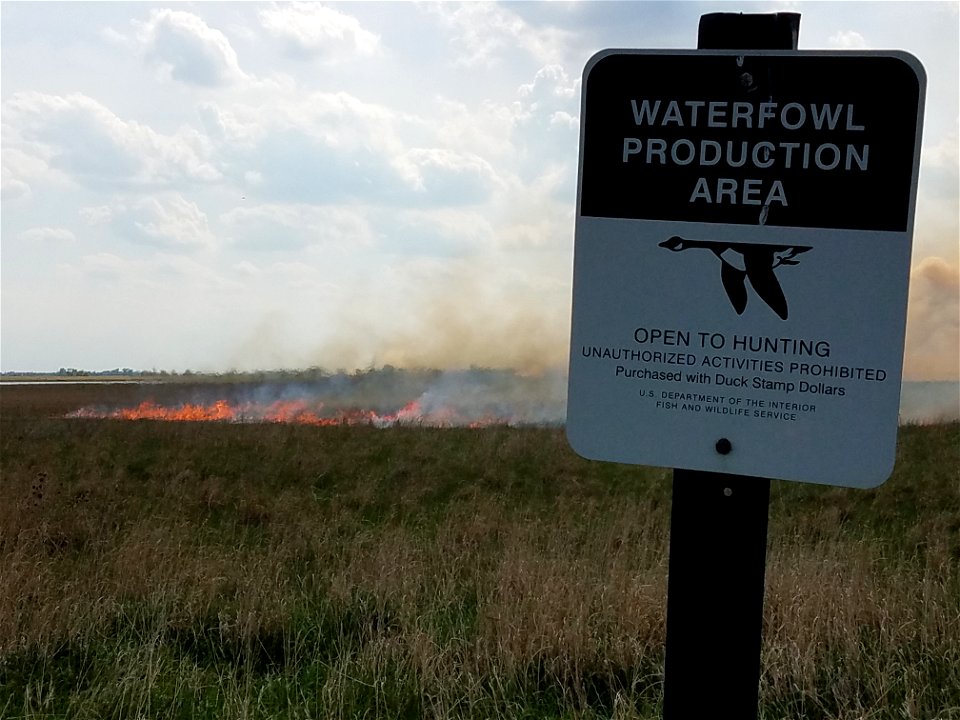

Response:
(903, 256), (960, 381)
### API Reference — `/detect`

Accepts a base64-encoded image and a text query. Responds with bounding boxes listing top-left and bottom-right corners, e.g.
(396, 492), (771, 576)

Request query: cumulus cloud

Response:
(904, 256), (960, 380)
(79, 205), (114, 225)
(233, 260), (259, 277)
(829, 30), (869, 49)
(549, 111), (578, 130)
(239, 127), (400, 204)
(1, 169), (32, 202)
(259, 2), (380, 60)
(515, 65), (580, 129)
(518, 65), (579, 106)
(89, 195), (217, 250)
(391, 207), (496, 256)
(4, 92), (220, 188)
(135, 9), (247, 86)
(426, 3), (570, 68)
(19, 227), (77, 244)
(74, 252), (126, 281)
(150, 254), (241, 291)
(101, 25), (136, 50)
(427, 64), (579, 208)
(272, 90), (411, 149)
(512, 64), (581, 174)
(392, 147), (505, 202)
(434, 98), (518, 164)
(220, 202), (376, 251)
(130, 195), (217, 250)
(196, 92), (476, 205)
(65, 251), (239, 293)
(193, 65), (563, 210)
(922, 126), (960, 170)
(0, 146), (72, 201)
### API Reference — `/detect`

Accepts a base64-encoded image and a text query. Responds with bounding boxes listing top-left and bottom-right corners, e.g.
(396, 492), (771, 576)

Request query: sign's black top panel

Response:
(579, 52), (923, 231)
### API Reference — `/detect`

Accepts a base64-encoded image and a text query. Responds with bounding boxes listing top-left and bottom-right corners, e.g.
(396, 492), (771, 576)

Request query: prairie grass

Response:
(0, 383), (957, 719)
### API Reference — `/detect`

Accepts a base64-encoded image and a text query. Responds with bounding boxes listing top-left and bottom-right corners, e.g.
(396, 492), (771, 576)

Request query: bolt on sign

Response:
(566, 50), (926, 488)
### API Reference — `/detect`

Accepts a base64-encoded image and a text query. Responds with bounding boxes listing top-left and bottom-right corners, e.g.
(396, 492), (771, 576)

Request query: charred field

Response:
(1, 379), (958, 719)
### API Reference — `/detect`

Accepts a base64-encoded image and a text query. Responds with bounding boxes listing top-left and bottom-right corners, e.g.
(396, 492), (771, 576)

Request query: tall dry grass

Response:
(0, 383), (957, 719)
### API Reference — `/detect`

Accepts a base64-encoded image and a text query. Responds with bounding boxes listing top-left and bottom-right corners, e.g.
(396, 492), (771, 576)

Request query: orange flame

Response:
(63, 398), (507, 427)
(114, 400), (236, 422)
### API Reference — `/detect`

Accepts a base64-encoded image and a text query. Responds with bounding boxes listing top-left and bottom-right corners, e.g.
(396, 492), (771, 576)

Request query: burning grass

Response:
(55, 367), (568, 428)
(1, 383), (958, 719)
(65, 397), (428, 427)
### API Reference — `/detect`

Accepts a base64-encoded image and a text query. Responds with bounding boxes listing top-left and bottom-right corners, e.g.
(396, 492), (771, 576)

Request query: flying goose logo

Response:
(658, 236), (812, 320)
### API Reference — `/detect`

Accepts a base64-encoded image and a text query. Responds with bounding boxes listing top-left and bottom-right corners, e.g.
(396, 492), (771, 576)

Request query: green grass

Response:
(1, 384), (958, 719)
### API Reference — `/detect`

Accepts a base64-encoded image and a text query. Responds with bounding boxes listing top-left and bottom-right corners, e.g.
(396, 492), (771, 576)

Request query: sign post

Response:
(665, 15), (795, 720)
(566, 11), (925, 718)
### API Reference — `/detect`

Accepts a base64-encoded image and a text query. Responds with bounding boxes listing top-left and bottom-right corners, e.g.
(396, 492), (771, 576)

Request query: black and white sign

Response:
(566, 50), (925, 488)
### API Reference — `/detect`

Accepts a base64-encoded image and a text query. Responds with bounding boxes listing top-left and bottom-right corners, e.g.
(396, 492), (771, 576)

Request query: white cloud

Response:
(259, 2), (380, 60)
(134, 9), (247, 86)
(197, 89), (414, 161)
(78, 195), (217, 250)
(392, 207), (496, 254)
(276, 90), (412, 149)
(130, 195), (217, 250)
(435, 98), (517, 163)
(65, 251), (238, 293)
(426, 64), (580, 200)
(192, 71), (563, 210)
(79, 205), (114, 225)
(19, 226), (77, 244)
(426, 3), (570, 68)
(515, 65), (580, 125)
(195, 91), (432, 204)
(828, 30), (869, 49)
(392, 147), (505, 201)
(1, 170), (32, 202)
(101, 25), (135, 50)
(4, 92), (221, 187)
(549, 111), (578, 130)
(151, 253), (240, 290)
(518, 65), (579, 104)
(0, 146), (72, 201)
(75, 252), (126, 281)
(262, 260), (340, 291)
(922, 126), (960, 170)
(233, 260), (260, 277)
(220, 202), (376, 251)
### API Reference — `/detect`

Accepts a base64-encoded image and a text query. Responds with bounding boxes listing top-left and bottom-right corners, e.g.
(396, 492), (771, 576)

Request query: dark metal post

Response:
(662, 13), (800, 720)
(663, 470), (772, 718)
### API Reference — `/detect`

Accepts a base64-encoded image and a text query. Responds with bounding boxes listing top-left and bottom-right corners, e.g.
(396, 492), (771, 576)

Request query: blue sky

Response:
(1, 1), (957, 378)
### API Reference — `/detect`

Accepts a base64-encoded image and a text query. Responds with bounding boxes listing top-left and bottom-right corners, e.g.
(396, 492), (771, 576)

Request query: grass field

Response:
(1, 382), (958, 719)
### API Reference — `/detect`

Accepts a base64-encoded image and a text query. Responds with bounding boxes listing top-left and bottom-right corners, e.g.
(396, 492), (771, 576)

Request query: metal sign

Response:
(567, 50), (926, 487)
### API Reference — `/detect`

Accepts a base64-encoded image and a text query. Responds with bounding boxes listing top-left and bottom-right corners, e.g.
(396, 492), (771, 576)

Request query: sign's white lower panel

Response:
(566, 218), (911, 488)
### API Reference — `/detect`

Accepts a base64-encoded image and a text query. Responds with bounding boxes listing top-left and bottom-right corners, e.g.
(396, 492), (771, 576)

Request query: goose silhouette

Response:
(658, 236), (812, 320)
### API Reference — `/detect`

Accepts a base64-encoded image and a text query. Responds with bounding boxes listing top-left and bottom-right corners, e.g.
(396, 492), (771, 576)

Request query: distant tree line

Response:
(1, 365), (517, 385)
(56, 368), (141, 376)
